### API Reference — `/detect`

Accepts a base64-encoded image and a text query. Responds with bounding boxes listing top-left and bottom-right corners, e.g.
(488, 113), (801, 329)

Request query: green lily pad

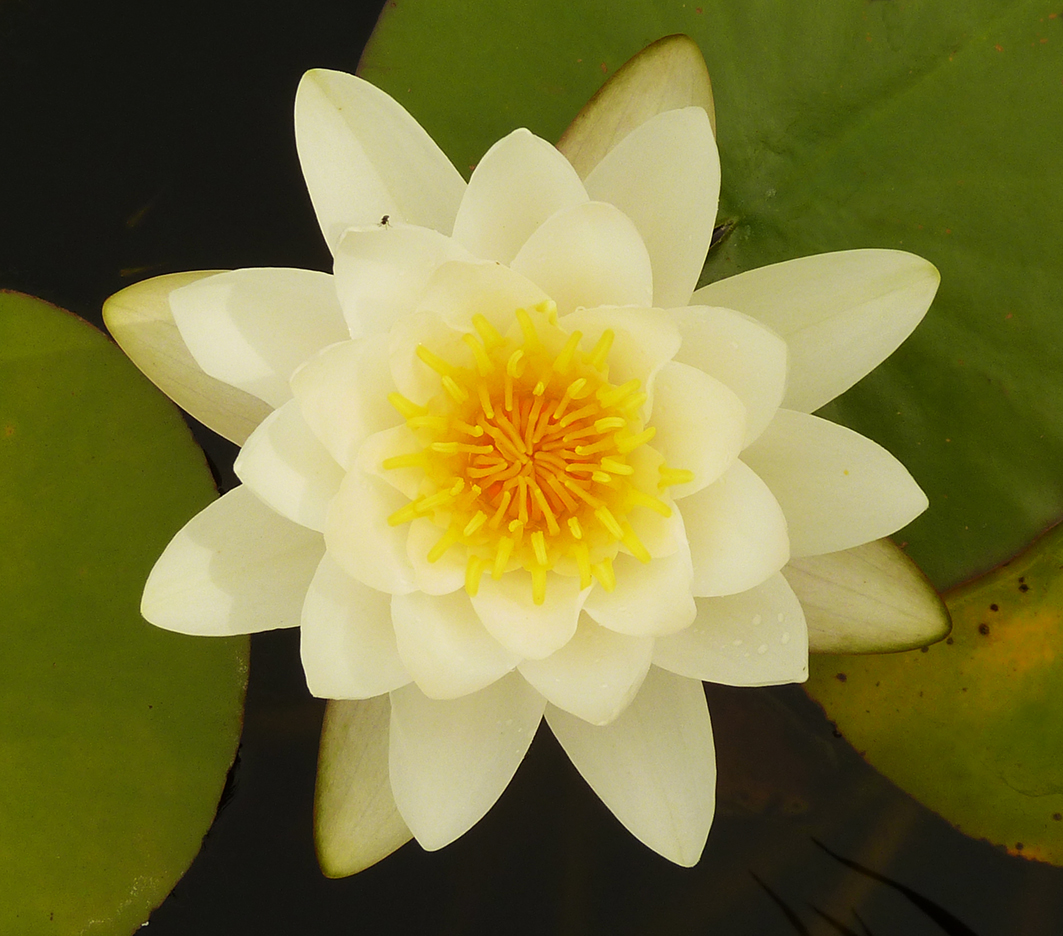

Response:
(0, 292), (248, 934)
(360, 0), (1063, 590)
(805, 521), (1063, 865)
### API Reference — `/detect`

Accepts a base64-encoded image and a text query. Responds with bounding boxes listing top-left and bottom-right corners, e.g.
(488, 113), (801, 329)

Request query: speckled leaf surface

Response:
(360, 0), (1063, 590)
(807, 522), (1063, 865)
(0, 292), (248, 935)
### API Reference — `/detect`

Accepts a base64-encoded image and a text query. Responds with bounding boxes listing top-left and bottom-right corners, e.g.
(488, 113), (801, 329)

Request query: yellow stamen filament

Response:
(573, 542), (592, 589)
(567, 516), (583, 539)
(463, 333), (495, 376)
(478, 383), (495, 419)
(587, 330), (614, 370)
(416, 344), (457, 377)
(489, 490), (513, 528)
(597, 379), (640, 408)
(406, 414), (448, 432)
(465, 555), (484, 597)
(388, 392), (426, 419)
(493, 536), (514, 579)
(591, 557), (616, 591)
(442, 375), (469, 403)
(620, 521), (651, 563)
(594, 416), (626, 432)
(600, 457), (633, 476)
(427, 527), (460, 563)
(553, 331), (582, 374)
(616, 426), (655, 454)
(531, 565), (547, 605)
(381, 451), (427, 470)
(471, 313), (503, 350)
(515, 307), (540, 349)
(531, 530), (548, 566)
(626, 488), (673, 517)
(659, 466), (696, 489)
(594, 506), (624, 539)
(463, 511), (487, 536)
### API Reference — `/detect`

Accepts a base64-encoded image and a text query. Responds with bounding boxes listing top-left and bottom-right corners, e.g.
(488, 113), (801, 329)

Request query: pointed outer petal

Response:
(391, 590), (521, 700)
(301, 552), (410, 699)
(315, 696), (412, 878)
(683, 459), (790, 598)
(290, 334), (400, 471)
(742, 409), (929, 558)
(653, 573), (809, 687)
(103, 272), (272, 445)
(356, 424), (424, 499)
(546, 666), (714, 866)
(417, 259), (551, 337)
(666, 305), (788, 447)
(691, 250), (941, 413)
(583, 107), (719, 310)
(558, 34), (716, 178)
(584, 516), (696, 637)
(510, 201), (653, 315)
(560, 306), (681, 417)
(294, 69), (466, 253)
(388, 673), (545, 850)
(451, 128), (588, 265)
(388, 308), (472, 406)
(783, 538), (951, 653)
(470, 571), (586, 660)
(324, 468), (416, 595)
(169, 268), (349, 410)
(518, 617), (653, 726)
(650, 361), (746, 499)
(333, 223), (476, 337)
(142, 485), (324, 636)
(233, 399), (344, 533)
(405, 517), (466, 596)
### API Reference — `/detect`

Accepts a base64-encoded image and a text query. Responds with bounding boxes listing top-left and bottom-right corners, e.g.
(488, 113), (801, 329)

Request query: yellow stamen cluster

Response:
(385, 302), (684, 605)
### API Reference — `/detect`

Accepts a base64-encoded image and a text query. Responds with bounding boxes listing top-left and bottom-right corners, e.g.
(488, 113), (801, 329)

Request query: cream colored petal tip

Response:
(102, 271), (272, 445)
(693, 249), (940, 414)
(558, 34), (715, 179)
(784, 538), (951, 653)
(314, 696), (413, 878)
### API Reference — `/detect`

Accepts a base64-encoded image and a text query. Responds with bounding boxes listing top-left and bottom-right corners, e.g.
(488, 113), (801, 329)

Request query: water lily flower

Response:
(104, 36), (948, 871)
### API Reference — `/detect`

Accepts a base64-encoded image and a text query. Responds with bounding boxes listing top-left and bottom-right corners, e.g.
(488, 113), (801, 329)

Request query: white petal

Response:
(558, 34), (716, 178)
(742, 409), (929, 557)
(102, 271), (272, 445)
(583, 515), (696, 636)
(653, 573), (809, 686)
(169, 268), (349, 409)
(333, 223), (475, 337)
(510, 201), (653, 314)
(290, 335), (400, 471)
(356, 424), (424, 499)
(315, 697), (412, 878)
(389, 674), (545, 850)
(546, 666), (714, 866)
(295, 69), (466, 253)
(405, 517), (466, 596)
(666, 305), (787, 446)
(417, 260), (551, 336)
(233, 398), (344, 532)
(451, 128), (588, 264)
(519, 617), (652, 725)
(650, 360), (746, 498)
(682, 459), (790, 597)
(142, 485), (324, 635)
(324, 468), (416, 595)
(301, 552), (410, 699)
(584, 107), (719, 309)
(470, 571), (585, 659)
(392, 590), (520, 699)
(560, 306), (681, 415)
(691, 250), (940, 413)
(783, 538), (951, 653)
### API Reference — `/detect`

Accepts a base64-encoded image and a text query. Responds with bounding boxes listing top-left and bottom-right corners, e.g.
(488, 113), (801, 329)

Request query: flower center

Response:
(384, 302), (691, 605)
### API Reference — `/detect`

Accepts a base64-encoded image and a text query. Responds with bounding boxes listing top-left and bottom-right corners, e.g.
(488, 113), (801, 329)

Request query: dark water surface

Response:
(3, 1), (1062, 932)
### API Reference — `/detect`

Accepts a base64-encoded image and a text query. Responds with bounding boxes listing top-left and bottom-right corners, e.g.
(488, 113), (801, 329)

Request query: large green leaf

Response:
(806, 521), (1063, 865)
(0, 292), (248, 934)
(360, 0), (1063, 590)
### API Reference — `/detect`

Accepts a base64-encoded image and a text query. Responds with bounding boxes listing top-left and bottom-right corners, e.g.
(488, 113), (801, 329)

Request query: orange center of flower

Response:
(385, 302), (692, 605)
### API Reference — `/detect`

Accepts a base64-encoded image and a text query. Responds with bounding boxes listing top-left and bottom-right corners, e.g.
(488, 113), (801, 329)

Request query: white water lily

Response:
(105, 37), (947, 871)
